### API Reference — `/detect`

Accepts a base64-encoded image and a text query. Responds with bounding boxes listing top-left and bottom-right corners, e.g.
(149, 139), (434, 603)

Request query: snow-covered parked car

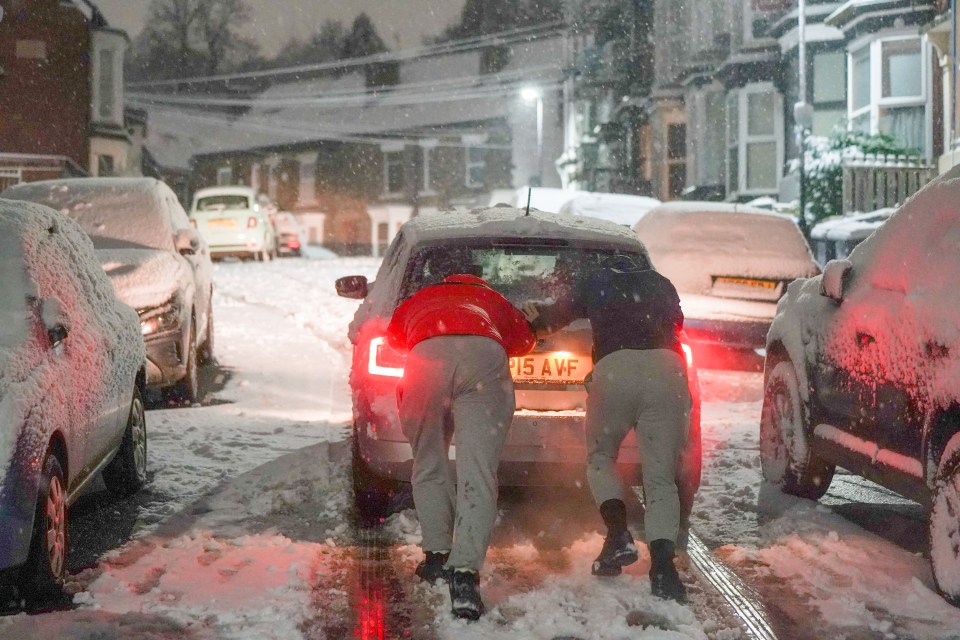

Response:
(809, 208), (895, 267)
(337, 205), (701, 519)
(760, 177), (960, 604)
(632, 202), (820, 363)
(270, 212), (304, 257)
(3, 178), (214, 403)
(0, 199), (146, 605)
(558, 192), (661, 227)
(189, 186), (277, 261)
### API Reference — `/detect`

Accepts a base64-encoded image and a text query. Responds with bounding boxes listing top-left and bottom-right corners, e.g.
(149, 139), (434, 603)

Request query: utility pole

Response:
(794, 0), (813, 237)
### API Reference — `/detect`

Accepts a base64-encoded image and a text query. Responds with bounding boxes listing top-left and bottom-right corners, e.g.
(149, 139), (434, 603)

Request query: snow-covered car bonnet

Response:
(97, 247), (189, 311)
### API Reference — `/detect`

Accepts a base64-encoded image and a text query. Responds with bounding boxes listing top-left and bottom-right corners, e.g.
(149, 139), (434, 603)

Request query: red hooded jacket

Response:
(386, 274), (536, 357)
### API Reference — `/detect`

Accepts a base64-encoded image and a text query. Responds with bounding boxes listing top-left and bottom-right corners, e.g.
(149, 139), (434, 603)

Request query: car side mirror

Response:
(336, 275), (369, 299)
(820, 259), (853, 303)
(40, 297), (70, 348)
(175, 228), (201, 256)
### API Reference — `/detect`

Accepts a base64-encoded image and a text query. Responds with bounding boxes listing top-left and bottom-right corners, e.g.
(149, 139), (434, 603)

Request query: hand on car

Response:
(520, 301), (541, 322)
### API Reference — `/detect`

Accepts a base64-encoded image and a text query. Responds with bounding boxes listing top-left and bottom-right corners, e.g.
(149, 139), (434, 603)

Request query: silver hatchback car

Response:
(336, 206), (702, 517)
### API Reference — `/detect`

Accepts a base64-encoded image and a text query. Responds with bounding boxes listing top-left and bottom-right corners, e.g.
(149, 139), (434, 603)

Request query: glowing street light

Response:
(521, 86), (544, 186)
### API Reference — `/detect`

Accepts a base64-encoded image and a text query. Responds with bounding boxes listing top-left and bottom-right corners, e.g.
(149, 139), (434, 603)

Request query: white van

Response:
(190, 186), (277, 261)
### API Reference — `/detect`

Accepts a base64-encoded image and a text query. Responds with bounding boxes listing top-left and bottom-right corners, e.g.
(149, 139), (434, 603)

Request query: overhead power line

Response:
(127, 21), (566, 90)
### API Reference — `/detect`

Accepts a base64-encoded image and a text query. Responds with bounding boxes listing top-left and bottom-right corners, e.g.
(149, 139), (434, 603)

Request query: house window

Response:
(384, 151), (405, 194)
(848, 37), (927, 154)
(97, 155), (115, 177)
(726, 84), (783, 196)
(217, 166), (233, 186)
(99, 49), (115, 121)
(465, 147), (485, 188)
(666, 123), (686, 198)
(811, 50), (846, 136)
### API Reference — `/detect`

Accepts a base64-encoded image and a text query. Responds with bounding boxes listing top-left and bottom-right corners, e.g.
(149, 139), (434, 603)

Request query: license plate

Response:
(207, 218), (236, 228)
(711, 276), (781, 301)
(509, 352), (591, 383)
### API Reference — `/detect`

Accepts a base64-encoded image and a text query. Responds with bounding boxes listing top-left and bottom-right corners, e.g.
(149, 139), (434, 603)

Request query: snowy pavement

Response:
(2, 256), (960, 639)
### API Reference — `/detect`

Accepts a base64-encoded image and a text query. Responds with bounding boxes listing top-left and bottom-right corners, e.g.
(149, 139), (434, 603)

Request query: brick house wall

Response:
(0, 0), (91, 168)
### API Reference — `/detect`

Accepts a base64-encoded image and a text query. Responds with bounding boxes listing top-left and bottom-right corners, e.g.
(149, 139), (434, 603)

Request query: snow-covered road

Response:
(2, 256), (959, 640)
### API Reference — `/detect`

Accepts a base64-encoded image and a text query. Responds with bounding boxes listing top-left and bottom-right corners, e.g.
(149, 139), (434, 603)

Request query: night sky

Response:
(94, 0), (467, 55)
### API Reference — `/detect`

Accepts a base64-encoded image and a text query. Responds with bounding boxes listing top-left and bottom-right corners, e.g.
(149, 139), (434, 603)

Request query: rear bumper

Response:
(357, 412), (642, 487)
(682, 317), (771, 351)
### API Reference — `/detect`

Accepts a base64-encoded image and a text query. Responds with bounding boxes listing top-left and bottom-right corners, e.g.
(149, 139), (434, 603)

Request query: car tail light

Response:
(189, 218), (197, 228)
(368, 336), (404, 377)
(680, 341), (694, 369)
(247, 216), (258, 228)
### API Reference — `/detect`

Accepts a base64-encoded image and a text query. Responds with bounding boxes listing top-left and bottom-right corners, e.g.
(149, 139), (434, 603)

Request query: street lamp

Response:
(795, 0), (812, 237)
(521, 86), (544, 186)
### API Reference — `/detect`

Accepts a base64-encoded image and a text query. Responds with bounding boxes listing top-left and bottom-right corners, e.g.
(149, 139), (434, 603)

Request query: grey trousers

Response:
(397, 335), (515, 571)
(585, 348), (691, 544)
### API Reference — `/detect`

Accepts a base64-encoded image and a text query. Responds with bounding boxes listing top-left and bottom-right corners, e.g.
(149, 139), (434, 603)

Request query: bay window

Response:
(848, 36), (927, 154)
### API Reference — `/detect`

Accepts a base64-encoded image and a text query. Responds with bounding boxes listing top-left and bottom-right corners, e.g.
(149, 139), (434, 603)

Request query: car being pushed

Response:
(3, 178), (214, 403)
(0, 199), (147, 606)
(632, 202), (820, 367)
(760, 176), (960, 604)
(337, 206), (701, 520)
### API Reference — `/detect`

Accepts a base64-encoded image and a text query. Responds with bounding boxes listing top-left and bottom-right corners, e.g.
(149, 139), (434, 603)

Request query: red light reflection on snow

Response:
(356, 588), (386, 640)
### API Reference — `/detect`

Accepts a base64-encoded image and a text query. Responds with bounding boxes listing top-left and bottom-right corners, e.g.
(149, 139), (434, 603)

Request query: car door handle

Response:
(856, 332), (875, 348)
(926, 341), (950, 359)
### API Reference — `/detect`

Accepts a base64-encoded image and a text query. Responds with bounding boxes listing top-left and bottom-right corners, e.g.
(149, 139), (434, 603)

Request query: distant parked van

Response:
(190, 186), (277, 261)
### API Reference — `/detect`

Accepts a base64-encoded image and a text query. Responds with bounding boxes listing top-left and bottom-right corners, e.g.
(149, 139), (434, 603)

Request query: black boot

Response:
(415, 551), (450, 584)
(448, 569), (484, 620)
(649, 539), (686, 602)
(592, 499), (639, 576)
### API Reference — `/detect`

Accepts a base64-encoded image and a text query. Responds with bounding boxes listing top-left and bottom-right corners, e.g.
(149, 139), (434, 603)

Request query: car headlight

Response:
(139, 296), (183, 336)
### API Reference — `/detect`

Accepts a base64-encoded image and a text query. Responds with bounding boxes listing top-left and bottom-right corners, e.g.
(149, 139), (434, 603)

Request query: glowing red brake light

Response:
(680, 342), (694, 369)
(368, 336), (405, 377)
(247, 216), (258, 228)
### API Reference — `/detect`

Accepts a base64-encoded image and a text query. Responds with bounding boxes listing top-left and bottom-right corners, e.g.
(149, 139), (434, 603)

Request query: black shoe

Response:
(448, 569), (484, 620)
(591, 529), (639, 577)
(649, 539), (687, 603)
(415, 551), (450, 584)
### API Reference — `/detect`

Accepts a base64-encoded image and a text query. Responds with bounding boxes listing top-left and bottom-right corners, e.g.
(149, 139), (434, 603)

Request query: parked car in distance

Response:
(189, 186), (277, 261)
(270, 211), (304, 257)
(337, 206), (701, 522)
(3, 178), (214, 403)
(760, 177), (960, 605)
(632, 202), (820, 367)
(0, 199), (147, 606)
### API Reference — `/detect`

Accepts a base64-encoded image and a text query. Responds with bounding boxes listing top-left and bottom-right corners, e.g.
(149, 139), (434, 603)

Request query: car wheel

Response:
(170, 322), (200, 404)
(759, 360), (835, 499)
(352, 433), (408, 528)
(198, 305), (214, 366)
(23, 452), (68, 607)
(930, 447), (960, 606)
(103, 387), (148, 498)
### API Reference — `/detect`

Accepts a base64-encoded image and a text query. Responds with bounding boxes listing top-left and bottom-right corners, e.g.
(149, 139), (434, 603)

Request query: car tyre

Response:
(930, 447), (960, 606)
(352, 433), (408, 528)
(760, 360), (834, 500)
(103, 387), (148, 498)
(198, 304), (215, 366)
(170, 321), (200, 404)
(22, 452), (68, 608)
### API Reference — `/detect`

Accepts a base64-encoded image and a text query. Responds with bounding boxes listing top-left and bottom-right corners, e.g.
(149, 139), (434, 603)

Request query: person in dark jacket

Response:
(387, 273), (535, 620)
(522, 254), (692, 602)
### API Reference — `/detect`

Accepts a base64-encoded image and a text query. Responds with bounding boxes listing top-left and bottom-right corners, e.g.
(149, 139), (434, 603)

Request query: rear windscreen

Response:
(401, 243), (649, 305)
(195, 195), (250, 212)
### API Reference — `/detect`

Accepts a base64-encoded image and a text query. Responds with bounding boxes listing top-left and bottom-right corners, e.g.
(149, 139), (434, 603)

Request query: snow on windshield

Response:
(4, 180), (173, 252)
(634, 206), (819, 294)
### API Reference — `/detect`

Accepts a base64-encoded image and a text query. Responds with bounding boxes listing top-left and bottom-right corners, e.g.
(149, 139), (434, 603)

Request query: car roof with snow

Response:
(402, 205), (647, 251)
(192, 186), (258, 198)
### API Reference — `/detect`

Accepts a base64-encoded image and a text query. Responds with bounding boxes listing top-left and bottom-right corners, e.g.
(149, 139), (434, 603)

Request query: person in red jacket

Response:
(387, 273), (535, 621)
